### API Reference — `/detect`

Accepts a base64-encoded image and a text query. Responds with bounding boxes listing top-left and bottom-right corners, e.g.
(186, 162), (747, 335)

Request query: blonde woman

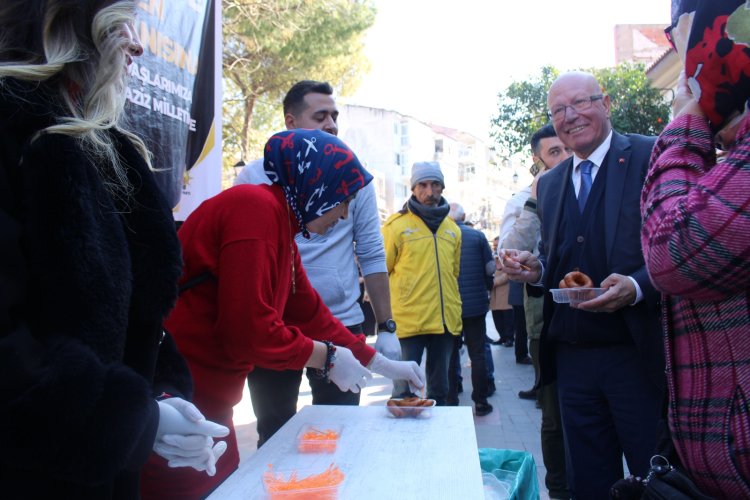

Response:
(0, 1), (227, 497)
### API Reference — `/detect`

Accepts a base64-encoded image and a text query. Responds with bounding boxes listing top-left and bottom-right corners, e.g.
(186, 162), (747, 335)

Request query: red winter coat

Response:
(141, 184), (375, 498)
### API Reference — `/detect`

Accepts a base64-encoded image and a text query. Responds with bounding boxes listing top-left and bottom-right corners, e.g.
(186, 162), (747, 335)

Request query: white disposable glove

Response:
(327, 345), (372, 393)
(374, 331), (402, 360)
(369, 352), (426, 394)
(153, 434), (228, 476)
(155, 398), (230, 476)
(156, 398), (229, 437)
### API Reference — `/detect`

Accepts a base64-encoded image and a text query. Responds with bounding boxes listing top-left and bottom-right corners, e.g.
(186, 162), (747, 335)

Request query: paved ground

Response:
(232, 311), (551, 499)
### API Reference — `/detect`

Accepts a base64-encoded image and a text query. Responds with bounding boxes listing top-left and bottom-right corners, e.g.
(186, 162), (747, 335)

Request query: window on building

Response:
(378, 207), (389, 222)
(375, 177), (385, 198)
(458, 163), (476, 182)
(396, 183), (407, 200)
(396, 152), (409, 176)
(400, 121), (409, 147)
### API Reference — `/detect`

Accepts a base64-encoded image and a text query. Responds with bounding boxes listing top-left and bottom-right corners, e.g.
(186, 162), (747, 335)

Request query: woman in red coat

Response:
(142, 129), (425, 499)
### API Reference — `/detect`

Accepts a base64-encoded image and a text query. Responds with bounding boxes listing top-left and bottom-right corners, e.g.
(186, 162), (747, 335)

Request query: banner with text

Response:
(126, 0), (221, 218)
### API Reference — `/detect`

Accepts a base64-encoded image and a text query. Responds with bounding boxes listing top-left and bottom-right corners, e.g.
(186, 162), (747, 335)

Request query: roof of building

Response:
(646, 46), (676, 73)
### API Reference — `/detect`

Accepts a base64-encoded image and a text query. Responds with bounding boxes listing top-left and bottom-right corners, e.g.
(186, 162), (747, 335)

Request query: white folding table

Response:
(207, 405), (485, 499)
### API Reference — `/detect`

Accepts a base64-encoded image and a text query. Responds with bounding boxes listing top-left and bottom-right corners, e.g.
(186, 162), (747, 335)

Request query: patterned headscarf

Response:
(263, 129), (373, 238)
(670, 0), (750, 131)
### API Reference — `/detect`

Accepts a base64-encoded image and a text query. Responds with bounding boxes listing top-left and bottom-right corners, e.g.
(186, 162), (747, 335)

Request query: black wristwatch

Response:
(377, 319), (397, 333)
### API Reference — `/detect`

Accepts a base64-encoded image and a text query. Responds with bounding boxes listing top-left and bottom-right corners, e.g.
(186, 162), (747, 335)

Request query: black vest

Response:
(547, 166), (632, 345)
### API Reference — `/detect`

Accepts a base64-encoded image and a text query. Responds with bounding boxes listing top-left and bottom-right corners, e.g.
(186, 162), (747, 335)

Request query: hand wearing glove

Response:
(156, 398), (229, 438)
(374, 331), (402, 361)
(153, 434), (228, 476)
(154, 398), (230, 475)
(327, 345), (372, 393)
(369, 353), (426, 394)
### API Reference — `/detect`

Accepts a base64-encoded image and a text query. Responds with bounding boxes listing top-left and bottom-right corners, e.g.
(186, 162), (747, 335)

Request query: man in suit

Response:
(502, 124), (571, 499)
(500, 71), (664, 499)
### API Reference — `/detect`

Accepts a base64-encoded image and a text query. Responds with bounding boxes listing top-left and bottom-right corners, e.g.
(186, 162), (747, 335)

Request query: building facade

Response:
(338, 103), (519, 238)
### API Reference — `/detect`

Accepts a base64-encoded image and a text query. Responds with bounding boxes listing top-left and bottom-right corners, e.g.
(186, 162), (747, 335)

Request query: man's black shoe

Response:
(502, 339), (514, 348)
(516, 356), (533, 365)
(475, 402), (493, 417)
(518, 388), (538, 400)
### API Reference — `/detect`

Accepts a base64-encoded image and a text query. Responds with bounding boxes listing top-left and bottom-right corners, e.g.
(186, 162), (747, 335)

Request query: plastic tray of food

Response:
(296, 424), (342, 453)
(263, 464), (344, 499)
(550, 288), (606, 305)
(385, 397), (436, 418)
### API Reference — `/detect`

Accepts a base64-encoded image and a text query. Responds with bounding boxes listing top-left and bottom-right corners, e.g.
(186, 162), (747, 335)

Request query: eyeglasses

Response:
(548, 95), (604, 120)
(664, 25), (676, 51)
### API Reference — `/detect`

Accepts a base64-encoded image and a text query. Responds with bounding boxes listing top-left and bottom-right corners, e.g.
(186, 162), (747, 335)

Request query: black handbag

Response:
(641, 455), (713, 500)
(609, 389), (714, 500)
(609, 455), (714, 499)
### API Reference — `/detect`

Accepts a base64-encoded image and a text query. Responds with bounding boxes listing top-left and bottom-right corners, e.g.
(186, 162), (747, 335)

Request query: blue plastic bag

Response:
(478, 448), (540, 500)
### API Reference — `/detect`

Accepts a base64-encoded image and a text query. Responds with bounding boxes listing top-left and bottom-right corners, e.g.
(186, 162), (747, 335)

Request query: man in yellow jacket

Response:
(382, 162), (462, 406)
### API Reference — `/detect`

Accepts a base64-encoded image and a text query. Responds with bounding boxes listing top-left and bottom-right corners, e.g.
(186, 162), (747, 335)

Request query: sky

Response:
(347, 0), (673, 139)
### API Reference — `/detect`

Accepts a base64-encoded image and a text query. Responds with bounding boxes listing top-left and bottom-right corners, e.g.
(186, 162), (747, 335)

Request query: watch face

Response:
(381, 319), (397, 332)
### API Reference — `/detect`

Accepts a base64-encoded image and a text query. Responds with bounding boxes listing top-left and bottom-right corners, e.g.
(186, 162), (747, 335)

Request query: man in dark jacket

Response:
(446, 202), (495, 416)
(501, 72), (663, 499)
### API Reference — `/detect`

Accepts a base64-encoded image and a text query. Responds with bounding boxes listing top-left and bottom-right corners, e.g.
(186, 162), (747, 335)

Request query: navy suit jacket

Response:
(536, 130), (664, 390)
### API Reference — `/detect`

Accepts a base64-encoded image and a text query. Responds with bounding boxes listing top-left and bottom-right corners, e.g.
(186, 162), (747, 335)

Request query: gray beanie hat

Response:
(410, 161), (444, 189)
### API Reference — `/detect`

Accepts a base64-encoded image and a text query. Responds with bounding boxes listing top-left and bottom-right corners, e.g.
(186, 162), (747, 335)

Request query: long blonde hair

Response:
(0, 0), (150, 201)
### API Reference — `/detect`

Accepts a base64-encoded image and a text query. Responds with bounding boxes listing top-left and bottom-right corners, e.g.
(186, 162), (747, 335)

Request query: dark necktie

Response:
(578, 160), (593, 212)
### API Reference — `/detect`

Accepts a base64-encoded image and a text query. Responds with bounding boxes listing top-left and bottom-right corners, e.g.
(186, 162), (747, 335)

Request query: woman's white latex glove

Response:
(156, 398), (229, 437)
(153, 434), (228, 476)
(327, 346), (372, 393)
(155, 398), (230, 475)
(369, 353), (426, 394)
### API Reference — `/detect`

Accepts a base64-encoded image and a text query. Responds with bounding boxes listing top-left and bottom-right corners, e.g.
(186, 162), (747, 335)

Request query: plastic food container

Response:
(263, 464), (344, 499)
(264, 481), (339, 499)
(550, 288), (606, 305)
(385, 398), (436, 418)
(296, 424), (342, 453)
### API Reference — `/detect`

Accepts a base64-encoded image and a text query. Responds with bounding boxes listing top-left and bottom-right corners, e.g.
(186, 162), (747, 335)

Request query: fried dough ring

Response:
(392, 397), (430, 407)
(559, 271), (593, 289)
(386, 397), (435, 417)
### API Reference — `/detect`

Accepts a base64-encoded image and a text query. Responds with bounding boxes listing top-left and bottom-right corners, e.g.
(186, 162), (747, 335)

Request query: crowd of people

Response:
(0, 0), (747, 499)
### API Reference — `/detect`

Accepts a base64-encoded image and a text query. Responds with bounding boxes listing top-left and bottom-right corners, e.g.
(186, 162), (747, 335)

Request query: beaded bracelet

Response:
(309, 341), (337, 381)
